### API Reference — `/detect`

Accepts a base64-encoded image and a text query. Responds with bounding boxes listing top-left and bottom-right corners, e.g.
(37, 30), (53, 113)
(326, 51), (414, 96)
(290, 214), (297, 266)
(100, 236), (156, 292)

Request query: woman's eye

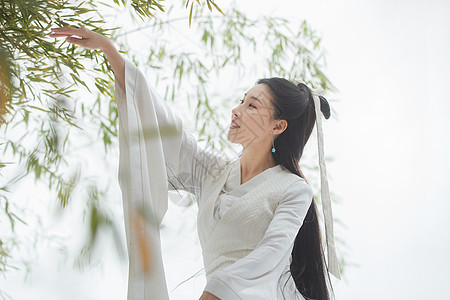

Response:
(239, 99), (256, 108)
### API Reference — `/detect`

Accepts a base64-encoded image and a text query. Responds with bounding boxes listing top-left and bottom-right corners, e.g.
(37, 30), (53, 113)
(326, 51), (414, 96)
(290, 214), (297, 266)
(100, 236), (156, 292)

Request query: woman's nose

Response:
(232, 106), (240, 118)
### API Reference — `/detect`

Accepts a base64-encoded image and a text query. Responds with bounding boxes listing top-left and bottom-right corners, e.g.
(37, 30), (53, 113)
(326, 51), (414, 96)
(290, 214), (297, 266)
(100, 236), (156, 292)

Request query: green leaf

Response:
(206, 0), (212, 12)
(210, 0), (224, 15)
(189, 2), (194, 27)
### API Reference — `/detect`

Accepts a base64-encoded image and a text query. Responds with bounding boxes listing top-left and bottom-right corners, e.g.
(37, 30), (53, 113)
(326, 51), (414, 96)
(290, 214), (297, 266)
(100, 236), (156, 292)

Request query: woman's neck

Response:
(240, 145), (277, 184)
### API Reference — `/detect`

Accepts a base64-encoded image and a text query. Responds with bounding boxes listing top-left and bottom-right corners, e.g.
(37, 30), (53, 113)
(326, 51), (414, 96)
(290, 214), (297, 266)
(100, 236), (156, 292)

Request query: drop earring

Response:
(271, 134), (276, 153)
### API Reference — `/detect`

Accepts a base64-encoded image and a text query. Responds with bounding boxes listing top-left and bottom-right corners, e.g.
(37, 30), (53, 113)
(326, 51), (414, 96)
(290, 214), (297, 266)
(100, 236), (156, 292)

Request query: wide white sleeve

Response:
(203, 180), (314, 299)
(116, 57), (217, 205)
(167, 129), (220, 203)
(116, 57), (177, 299)
(115, 58), (219, 299)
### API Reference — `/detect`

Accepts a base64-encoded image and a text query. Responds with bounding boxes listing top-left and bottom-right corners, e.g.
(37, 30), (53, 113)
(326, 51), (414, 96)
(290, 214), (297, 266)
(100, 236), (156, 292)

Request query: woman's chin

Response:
(226, 132), (239, 144)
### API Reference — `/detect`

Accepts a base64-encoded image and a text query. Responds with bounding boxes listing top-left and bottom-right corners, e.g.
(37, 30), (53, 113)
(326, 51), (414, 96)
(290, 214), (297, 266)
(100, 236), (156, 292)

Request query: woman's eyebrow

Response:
(244, 93), (263, 105)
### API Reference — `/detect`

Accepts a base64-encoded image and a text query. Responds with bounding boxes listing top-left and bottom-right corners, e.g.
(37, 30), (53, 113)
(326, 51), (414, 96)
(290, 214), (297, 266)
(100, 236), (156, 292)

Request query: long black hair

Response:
(257, 78), (334, 300)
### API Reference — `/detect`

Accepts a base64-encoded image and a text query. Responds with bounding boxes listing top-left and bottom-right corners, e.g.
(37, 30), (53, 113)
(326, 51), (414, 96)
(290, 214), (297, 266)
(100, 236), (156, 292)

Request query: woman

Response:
(50, 27), (339, 300)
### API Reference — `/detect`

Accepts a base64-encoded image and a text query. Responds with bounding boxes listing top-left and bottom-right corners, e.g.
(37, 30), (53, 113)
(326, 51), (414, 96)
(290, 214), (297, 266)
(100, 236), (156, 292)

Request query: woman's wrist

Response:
(102, 40), (125, 90)
(101, 38), (117, 55)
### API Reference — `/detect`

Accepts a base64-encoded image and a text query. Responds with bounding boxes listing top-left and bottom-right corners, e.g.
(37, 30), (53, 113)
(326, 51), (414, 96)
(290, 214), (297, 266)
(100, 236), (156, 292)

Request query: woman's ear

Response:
(272, 119), (288, 135)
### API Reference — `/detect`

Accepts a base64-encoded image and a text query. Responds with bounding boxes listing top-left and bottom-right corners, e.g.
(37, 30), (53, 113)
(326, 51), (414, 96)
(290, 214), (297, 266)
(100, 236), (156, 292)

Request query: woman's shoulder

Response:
(277, 167), (307, 184)
(277, 168), (313, 196)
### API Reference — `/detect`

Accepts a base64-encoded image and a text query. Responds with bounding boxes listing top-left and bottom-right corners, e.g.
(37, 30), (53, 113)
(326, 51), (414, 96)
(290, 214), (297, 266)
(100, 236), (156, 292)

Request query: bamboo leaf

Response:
(189, 2), (194, 27)
(210, 1), (224, 15)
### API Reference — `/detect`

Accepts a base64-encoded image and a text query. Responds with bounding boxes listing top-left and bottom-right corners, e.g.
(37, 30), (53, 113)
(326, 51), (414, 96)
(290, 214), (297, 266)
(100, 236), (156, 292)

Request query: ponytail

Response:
(257, 78), (334, 300)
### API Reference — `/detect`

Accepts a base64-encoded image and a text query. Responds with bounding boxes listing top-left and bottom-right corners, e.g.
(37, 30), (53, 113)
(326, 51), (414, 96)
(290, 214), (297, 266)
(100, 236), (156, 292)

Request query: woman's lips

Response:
(230, 120), (240, 129)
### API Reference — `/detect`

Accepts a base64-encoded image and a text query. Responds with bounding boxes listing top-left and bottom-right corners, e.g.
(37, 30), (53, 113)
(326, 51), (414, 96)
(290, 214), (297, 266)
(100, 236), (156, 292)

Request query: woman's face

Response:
(227, 84), (278, 148)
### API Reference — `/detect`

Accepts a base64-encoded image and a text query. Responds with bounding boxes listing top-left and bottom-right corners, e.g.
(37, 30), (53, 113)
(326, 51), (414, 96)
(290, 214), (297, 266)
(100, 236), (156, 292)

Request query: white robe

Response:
(116, 58), (312, 299)
(170, 137), (311, 299)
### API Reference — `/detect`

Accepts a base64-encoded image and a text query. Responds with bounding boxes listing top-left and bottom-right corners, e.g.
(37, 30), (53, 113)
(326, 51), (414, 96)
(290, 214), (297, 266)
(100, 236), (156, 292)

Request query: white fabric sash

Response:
(311, 90), (341, 280)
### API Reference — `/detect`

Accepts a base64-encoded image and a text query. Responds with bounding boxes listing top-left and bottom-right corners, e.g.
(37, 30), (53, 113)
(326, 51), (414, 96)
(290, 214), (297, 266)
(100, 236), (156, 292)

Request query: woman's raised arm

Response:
(50, 27), (125, 90)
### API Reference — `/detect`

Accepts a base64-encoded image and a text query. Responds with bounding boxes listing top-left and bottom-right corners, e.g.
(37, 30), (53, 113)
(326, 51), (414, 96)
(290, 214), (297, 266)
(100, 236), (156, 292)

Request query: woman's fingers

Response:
(51, 27), (85, 35)
(50, 28), (86, 46)
(51, 26), (118, 55)
(51, 27), (90, 40)
(65, 36), (88, 47)
(50, 26), (107, 50)
(49, 33), (73, 37)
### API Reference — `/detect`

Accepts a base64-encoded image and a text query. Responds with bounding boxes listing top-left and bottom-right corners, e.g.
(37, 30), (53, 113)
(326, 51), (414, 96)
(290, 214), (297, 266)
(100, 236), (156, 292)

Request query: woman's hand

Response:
(199, 291), (221, 300)
(50, 27), (125, 90)
(50, 27), (111, 51)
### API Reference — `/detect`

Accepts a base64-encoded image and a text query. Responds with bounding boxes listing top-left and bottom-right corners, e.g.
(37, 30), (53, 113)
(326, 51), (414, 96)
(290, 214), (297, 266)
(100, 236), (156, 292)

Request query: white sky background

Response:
(2, 0), (450, 299)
